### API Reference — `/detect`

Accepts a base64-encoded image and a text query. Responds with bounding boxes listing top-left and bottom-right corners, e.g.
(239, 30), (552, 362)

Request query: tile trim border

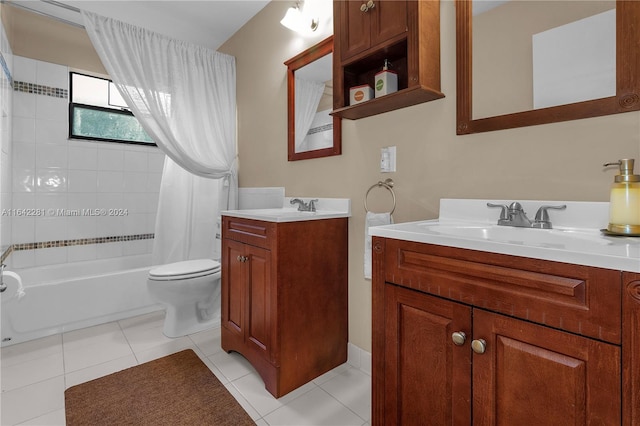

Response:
(13, 80), (68, 99)
(0, 233), (154, 264)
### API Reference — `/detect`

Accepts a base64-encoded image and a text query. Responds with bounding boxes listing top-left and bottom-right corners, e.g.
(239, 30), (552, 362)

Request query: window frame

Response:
(68, 72), (156, 146)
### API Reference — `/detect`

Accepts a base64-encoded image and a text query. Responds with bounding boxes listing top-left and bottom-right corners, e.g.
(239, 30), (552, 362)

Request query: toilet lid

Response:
(149, 259), (221, 280)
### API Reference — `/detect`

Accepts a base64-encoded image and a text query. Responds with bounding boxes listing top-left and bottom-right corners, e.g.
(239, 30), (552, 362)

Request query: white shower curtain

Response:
(295, 77), (325, 151)
(82, 11), (238, 264)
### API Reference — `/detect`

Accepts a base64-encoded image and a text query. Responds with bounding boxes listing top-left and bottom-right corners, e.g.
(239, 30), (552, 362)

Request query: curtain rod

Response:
(2, 0), (85, 29)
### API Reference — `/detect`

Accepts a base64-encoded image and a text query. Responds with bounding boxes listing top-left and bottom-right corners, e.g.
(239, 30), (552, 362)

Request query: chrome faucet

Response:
(487, 202), (566, 229)
(290, 198), (318, 212)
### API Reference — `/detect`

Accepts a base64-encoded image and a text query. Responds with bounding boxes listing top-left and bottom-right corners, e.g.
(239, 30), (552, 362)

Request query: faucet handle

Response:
(487, 203), (509, 220)
(532, 205), (567, 229)
(308, 199), (318, 212)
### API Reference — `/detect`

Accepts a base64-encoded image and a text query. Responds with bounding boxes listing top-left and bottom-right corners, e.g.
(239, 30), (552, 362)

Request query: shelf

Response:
(333, 0), (444, 120)
(332, 85), (444, 120)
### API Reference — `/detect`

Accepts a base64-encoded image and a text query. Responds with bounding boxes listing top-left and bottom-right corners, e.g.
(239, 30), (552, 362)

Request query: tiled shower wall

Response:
(0, 17), (13, 261)
(6, 56), (165, 268)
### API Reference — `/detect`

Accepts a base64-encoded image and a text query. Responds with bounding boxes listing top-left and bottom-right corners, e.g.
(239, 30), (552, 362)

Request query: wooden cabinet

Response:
(333, 0), (444, 120)
(224, 239), (272, 362)
(221, 215), (348, 398)
(373, 237), (625, 425)
(339, 0), (408, 61)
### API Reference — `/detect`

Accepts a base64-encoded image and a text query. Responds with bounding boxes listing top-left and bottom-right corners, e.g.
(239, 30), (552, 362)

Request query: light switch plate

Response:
(381, 146), (396, 173)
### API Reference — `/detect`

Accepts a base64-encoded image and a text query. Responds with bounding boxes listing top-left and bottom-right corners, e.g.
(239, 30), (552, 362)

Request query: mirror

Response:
(456, 0), (640, 134)
(285, 36), (341, 161)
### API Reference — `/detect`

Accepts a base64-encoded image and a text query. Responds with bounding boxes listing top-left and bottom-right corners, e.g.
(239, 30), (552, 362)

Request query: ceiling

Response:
(8, 0), (271, 50)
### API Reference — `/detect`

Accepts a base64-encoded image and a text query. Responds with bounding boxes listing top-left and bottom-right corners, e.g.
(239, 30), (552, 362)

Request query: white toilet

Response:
(147, 259), (222, 338)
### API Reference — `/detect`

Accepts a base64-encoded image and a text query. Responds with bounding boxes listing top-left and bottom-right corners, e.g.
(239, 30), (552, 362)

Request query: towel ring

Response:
(364, 178), (396, 215)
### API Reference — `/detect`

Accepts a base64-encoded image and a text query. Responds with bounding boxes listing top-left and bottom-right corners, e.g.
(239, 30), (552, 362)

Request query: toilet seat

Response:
(149, 259), (221, 281)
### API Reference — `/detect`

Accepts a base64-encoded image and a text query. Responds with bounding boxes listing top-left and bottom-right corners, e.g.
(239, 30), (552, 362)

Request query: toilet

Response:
(147, 259), (222, 338)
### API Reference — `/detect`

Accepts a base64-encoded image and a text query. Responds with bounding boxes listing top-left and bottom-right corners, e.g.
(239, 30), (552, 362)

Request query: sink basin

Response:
(222, 206), (350, 223)
(420, 223), (610, 250)
(367, 198), (640, 272)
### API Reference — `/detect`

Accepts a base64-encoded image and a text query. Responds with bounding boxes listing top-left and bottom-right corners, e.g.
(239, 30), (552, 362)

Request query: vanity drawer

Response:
(222, 216), (275, 249)
(382, 238), (622, 344)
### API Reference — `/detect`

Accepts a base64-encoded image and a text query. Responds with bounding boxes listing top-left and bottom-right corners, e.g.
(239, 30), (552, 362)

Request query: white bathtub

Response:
(1, 255), (162, 346)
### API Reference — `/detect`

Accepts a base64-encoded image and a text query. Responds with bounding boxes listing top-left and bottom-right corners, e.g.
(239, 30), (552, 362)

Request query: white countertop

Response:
(222, 197), (351, 223)
(369, 199), (640, 273)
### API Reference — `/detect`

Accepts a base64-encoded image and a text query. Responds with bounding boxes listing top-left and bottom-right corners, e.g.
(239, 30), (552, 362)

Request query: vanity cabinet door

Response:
(383, 283), (472, 425)
(222, 239), (246, 336)
(472, 309), (621, 425)
(244, 243), (272, 362)
(221, 239), (273, 363)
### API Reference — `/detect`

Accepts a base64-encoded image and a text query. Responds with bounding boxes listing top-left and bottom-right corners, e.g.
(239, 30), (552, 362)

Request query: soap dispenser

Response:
(374, 59), (397, 98)
(603, 159), (640, 235)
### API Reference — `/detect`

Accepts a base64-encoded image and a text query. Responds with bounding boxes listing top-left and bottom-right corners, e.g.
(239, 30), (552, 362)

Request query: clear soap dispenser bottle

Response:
(603, 159), (640, 235)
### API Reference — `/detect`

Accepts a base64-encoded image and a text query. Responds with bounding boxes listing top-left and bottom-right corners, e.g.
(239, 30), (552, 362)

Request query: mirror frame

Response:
(456, 0), (640, 135)
(285, 36), (341, 161)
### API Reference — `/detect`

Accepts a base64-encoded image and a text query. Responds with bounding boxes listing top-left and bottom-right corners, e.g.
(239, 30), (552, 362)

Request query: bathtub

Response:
(1, 254), (162, 346)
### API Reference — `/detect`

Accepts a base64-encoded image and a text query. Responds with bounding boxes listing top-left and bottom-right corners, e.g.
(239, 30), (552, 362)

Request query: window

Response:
(69, 72), (155, 145)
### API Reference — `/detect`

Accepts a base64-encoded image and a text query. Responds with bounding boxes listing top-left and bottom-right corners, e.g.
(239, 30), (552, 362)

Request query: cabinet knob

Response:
(451, 331), (466, 346)
(236, 255), (248, 262)
(471, 339), (487, 354)
(360, 0), (375, 13)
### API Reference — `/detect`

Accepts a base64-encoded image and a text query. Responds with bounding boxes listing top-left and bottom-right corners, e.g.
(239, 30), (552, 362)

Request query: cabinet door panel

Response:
(223, 240), (245, 334)
(246, 245), (272, 359)
(338, 0), (371, 60)
(370, 0), (408, 47)
(384, 284), (471, 425)
(473, 310), (621, 425)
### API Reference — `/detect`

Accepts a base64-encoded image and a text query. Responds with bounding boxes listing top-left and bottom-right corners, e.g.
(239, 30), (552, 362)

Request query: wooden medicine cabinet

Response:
(332, 0), (444, 120)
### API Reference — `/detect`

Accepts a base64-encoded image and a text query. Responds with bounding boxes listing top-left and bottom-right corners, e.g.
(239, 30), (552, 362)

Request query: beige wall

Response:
(1, 4), (106, 74)
(220, 0), (640, 352)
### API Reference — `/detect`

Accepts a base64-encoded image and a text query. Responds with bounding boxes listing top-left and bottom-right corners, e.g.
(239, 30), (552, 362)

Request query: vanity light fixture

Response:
(280, 1), (318, 35)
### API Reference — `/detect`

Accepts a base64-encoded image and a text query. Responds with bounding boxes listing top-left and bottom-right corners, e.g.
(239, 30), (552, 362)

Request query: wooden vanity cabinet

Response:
(333, 0), (444, 120)
(221, 215), (348, 398)
(373, 237), (625, 425)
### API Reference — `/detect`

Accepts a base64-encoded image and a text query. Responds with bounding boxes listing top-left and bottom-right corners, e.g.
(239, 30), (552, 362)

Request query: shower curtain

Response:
(82, 11), (238, 264)
(294, 77), (325, 151)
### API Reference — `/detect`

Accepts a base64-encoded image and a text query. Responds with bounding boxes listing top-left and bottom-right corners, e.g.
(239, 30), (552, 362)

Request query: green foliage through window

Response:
(70, 105), (154, 144)
(69, 72), (155, 145)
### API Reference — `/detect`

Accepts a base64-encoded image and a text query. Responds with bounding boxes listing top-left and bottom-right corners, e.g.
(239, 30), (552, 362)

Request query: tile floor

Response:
(0, 311), (371, 425)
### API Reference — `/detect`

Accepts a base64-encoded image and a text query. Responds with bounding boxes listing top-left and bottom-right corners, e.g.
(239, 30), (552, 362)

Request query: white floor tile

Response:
(224, 382), (263, 421)
(320, 368), (371, 422)
(312, 362), (352, 386)
(16, 408), (65, 426)
(63, 354), (138, 389)
(0, 335), (62, 367)
(62, 323), (133, 372)
(263, 387), (364, 426)
(231, 371), (317, 417)
(188, 326), (224, 356)
(1, 351), (64, 391)
(120, 320), (175, 354)
(0, 375), (65, 426)
(132, 336), (195, 364)
(209, 350), (256, 382)
(0, 313), (372, 426)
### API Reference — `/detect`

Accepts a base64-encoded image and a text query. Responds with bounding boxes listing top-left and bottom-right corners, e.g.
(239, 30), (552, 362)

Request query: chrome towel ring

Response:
(364, 178), (396, 215)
